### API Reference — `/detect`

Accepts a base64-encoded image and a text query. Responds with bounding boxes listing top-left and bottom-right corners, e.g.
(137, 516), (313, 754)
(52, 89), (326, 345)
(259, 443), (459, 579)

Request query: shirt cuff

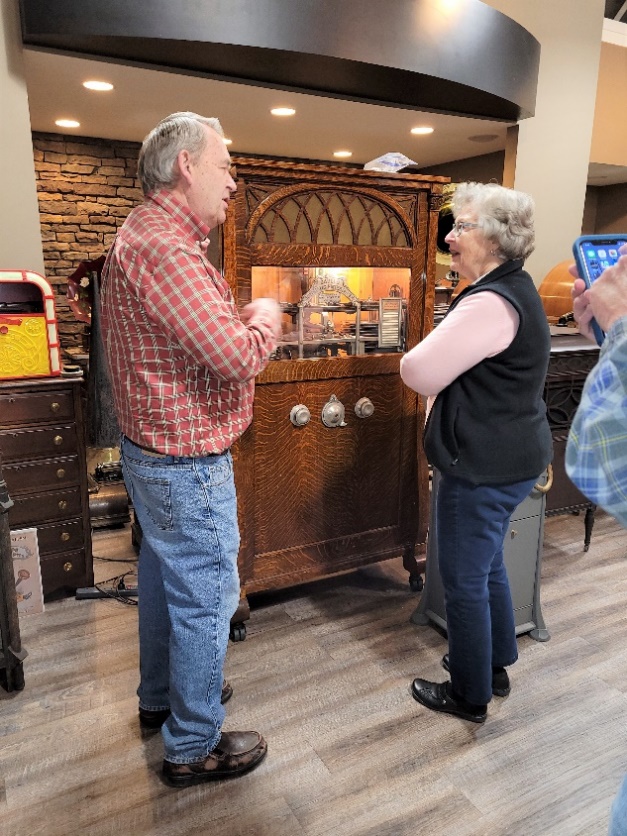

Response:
(602, 316), (627, 355)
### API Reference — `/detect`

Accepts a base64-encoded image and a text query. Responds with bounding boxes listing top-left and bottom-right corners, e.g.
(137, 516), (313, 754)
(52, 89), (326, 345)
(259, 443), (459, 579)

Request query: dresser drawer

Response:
(35, 518), (85, 555)
(0, 424), (78, 462)
(8, 486), (83, 526)
(0, 389), (74, 425)
(40, 549), (88, 597)
(3, 455), (80, 494)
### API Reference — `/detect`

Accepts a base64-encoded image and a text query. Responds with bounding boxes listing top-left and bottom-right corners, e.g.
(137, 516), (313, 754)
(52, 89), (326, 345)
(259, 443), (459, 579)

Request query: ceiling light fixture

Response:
(410, 126), (434, 136)
(55, 119), (80, 128)
(83, 80), (114, 91)
(223, 138), (233, 145)
(271, 107), (296, 117)
(333, 150), (352, 158)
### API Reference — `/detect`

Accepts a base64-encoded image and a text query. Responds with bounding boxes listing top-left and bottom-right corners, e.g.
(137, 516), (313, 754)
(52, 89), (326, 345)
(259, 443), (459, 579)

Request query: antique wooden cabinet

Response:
(224, 158), (447, 615)
(0, 377), (93, 597)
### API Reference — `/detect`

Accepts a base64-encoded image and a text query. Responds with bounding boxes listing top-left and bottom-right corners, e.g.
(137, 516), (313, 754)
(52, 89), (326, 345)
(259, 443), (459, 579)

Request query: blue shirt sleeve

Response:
(566, 317), (627, 527)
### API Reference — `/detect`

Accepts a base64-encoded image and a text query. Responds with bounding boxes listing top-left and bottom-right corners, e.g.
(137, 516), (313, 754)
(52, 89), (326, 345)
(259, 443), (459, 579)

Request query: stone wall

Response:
(32, 132), (142, 349)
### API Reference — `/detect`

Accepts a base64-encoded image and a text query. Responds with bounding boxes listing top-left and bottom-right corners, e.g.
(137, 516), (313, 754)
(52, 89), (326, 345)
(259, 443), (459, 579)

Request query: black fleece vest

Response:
(424, 259), (553, 485)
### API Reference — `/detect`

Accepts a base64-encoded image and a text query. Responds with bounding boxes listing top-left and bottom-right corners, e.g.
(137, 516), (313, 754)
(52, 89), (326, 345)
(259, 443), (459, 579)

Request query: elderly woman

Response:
(401, 182), (552, 724)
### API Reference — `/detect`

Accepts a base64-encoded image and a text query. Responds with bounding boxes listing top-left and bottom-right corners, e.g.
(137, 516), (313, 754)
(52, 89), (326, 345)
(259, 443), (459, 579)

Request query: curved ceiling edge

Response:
(19, 0), (540, 121)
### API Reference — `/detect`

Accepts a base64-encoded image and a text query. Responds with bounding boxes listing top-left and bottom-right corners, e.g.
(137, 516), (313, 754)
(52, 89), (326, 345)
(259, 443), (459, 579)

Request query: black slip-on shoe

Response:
(441, 654), (511, 697)
(162, 730), (267, 787)
(410, 678), (487, 724)
(139, 679), (234, 729)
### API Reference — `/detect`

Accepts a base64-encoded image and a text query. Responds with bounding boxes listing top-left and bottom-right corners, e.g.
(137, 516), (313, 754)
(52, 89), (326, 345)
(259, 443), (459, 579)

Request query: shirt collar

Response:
(148, 189), (211, 243)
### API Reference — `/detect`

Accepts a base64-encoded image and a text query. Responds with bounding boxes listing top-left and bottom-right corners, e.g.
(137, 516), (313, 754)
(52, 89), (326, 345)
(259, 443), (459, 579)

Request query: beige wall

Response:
(591, 43), (627, 167)
(0, 0), (44, 273)
(593, 183), (627, 232)
(484, 0), (605, 283)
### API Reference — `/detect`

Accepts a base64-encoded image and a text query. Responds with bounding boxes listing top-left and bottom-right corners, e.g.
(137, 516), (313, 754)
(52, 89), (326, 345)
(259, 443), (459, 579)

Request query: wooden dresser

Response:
(0, 377), (93, 596)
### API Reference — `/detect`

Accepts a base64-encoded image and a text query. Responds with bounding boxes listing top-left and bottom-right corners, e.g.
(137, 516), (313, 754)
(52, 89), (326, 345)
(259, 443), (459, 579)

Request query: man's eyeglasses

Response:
(451, 221), (480, 235)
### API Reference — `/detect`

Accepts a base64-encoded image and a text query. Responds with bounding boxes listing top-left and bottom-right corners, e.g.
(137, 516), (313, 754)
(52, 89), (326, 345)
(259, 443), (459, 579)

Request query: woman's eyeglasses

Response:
(451, 221), (480, 235)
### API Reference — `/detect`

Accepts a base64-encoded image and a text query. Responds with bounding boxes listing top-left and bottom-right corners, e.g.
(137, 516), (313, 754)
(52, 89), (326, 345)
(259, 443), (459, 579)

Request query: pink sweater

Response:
(400, 291), (519, 405)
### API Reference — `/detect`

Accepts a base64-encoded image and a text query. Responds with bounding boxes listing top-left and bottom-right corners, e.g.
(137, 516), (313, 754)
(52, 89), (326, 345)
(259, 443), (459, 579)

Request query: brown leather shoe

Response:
(139, 680), (233, 729)
(162, 731), (267, 787)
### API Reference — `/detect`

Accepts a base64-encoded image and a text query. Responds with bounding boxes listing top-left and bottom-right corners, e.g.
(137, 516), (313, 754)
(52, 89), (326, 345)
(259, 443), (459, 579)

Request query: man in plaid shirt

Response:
(101, 112), (281, 787)
(566, 244), (627, 835)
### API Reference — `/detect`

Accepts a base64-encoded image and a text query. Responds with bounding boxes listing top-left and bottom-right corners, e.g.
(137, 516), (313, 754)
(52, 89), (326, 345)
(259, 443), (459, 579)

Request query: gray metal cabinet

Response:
(411, 471), (549, 641)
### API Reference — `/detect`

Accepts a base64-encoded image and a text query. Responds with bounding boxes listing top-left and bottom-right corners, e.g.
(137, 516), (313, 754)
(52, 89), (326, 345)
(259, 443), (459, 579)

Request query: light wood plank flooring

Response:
(2, 511), (627, 835)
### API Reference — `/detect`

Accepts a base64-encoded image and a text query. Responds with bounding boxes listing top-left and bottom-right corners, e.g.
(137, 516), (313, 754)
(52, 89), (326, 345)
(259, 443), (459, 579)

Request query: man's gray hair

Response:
(452, 182), (535, 262)
(138, 111), (224, 195)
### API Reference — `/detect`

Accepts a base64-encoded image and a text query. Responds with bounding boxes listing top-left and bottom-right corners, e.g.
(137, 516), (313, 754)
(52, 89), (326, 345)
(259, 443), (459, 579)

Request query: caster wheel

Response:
(229, 622), (247, 642)
(409, 575), (424, 593)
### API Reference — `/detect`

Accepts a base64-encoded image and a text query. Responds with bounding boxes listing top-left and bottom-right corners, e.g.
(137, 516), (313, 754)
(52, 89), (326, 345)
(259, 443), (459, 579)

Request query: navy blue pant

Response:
(436, 471), (539, 705)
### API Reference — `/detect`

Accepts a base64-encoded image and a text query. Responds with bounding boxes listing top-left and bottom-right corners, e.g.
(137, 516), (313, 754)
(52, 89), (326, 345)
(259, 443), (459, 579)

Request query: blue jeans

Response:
(609, 773), (627, 835)
(120, 436), (241, 764)
(436, 472), (539, 705)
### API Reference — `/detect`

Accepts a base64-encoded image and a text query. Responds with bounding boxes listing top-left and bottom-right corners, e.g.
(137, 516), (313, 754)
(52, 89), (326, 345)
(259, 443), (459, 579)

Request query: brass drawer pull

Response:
(60, 532), (71, 542)
(534, 464), (553, 494)
(56, 468), (66, 479)
(50, 402), (60, 412)
(58, 500), (68, 510)
(54, 435), (64, 446)
(63, 562), (73, 572)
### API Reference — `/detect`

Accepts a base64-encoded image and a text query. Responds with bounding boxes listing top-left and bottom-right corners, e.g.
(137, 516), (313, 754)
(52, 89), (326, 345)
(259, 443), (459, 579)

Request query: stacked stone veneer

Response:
(32, 132), (142, 349)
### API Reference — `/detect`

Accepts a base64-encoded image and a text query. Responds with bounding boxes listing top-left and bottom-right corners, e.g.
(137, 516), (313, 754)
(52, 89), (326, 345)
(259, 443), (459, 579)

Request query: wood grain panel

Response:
(252, 374), (405, 555)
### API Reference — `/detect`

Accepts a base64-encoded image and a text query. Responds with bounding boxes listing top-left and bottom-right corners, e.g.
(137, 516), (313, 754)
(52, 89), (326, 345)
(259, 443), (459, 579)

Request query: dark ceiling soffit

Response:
(19, 0), (540, 122)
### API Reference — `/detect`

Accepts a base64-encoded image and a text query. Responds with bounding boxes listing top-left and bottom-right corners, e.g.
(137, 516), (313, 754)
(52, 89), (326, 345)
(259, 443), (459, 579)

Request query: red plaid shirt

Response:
(100, 190), (277, 455)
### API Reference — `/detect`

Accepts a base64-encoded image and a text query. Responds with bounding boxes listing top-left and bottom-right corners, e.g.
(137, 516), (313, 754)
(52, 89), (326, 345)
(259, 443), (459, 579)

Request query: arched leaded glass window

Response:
(250, 189), (411, 247)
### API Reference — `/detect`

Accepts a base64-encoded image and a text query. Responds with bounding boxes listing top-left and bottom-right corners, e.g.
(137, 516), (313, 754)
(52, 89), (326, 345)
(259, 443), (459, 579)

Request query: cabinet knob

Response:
(58, 500), (68, 510)
(54, 435), (63, 446)
(50, 402), (60, 412)
(354, 397), (374, 419)
(290, 404), (311, 427)
(63, 562), (73, 572)
(56, 468), (66, 479)
(60, 532), (71, 542)
(321, 394), (347, 428)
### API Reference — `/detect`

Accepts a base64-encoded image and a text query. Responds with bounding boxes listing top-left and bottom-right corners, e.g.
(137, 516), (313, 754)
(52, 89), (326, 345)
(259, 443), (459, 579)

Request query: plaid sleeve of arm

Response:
(566, 317), (627, 527)
(142, 245), (276, 381)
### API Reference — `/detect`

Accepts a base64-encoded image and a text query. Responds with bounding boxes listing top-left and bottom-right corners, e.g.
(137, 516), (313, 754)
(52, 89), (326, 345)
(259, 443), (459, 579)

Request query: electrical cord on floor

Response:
(93, 571), (138, 605)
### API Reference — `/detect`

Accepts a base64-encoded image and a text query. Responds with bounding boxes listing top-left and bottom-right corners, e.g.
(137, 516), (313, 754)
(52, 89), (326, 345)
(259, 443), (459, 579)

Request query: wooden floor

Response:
(2, 511), (627, 835)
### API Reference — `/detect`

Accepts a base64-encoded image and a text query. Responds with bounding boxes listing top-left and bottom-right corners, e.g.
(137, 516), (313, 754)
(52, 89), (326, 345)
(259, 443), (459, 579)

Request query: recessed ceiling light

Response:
(83, 80), (114, 92)
(223, 138), (233, 145)
(467, 133), (499, 143)
(271, 107), (296, 117)
(410, 126), (434, 136)
(333, 150), (352, 158)
(55, 119), (80, 128)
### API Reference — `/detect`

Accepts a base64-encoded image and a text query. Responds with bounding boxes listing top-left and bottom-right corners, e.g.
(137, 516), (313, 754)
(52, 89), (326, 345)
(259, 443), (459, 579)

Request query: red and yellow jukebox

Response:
(0, 270), (61, 380)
